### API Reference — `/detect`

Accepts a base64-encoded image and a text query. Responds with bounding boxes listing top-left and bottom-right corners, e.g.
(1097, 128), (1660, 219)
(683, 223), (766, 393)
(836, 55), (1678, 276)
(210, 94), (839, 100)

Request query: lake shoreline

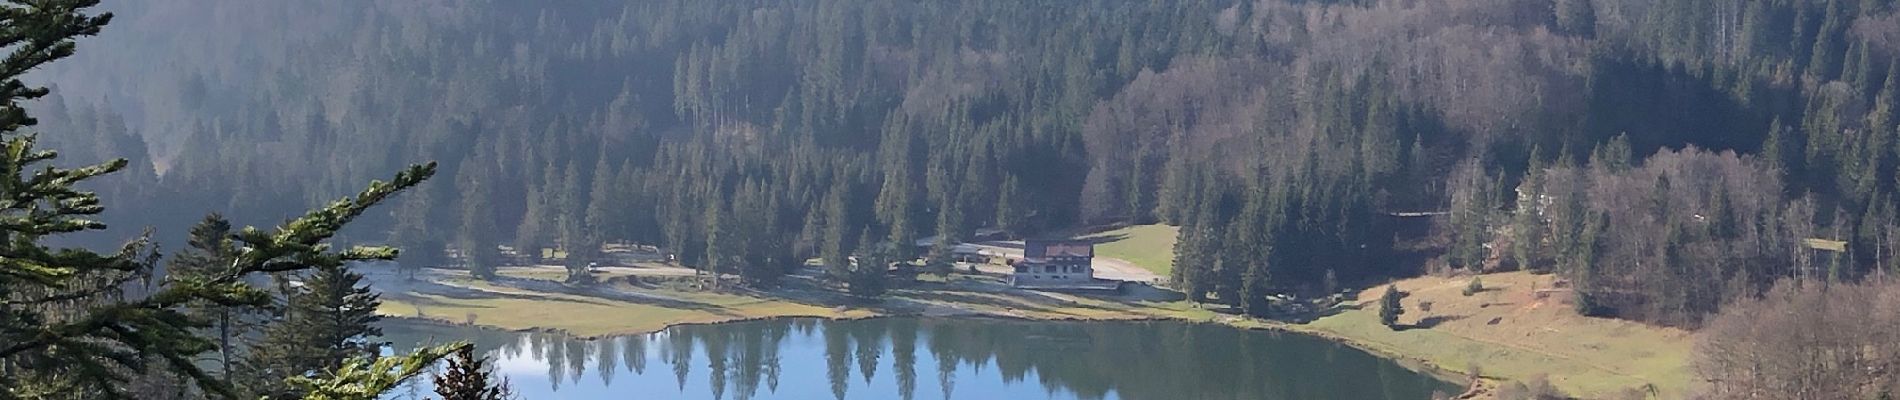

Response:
(376, 266), (1685, 399)
(382, 313), (1465, 399)
(381, 303), (1484, 397)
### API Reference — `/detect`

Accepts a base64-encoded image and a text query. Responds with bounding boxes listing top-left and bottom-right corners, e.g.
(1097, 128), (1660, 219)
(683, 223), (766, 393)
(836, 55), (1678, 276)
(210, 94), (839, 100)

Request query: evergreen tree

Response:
(1570, 212), (1607, 315)
(734, 182), (787, 287)
(1235, 169), (1275, 317)
(0, 4), (450, 397)
(242, 264), (386, 399)
(1511, 148), (1548, 271)
(1593, 133), (1633, 173)
(1169, 219), (1203, 295)
(875, 121), (918, 261)
(431, 345), (514, 400)
(458, 165), (500, 279)
(1239, 253), (1273, 318)
(1846, 41), (1873, 93)
(166, 214), (247, 380)
(558, 162), (590, 278)
(613, 162), (650, 244)
(563, 158), (614, 284)
(1174, 171), (1225, 303)
(995, 174), (1028, 237)
(797, 205), (826, 264)
(849, 230), (889, 299)
(389, 182), (442, 277)
(703, 197), (733, 288)
(1447, 160), (1495, 270)
(1762, 118), (1791, 183)
(925, 195), (962, 276)
(1405, 134), (1431, 207)
(1379, 285), (1406, 329)
(581, 156), (617, 256)
(822, 181), (856, 280)
(1804, 2), (1847, 81)
(1872, 60), (1900, 134)
(286, 344), (466, 400)
(514, 182), (550, 263)
(957, 148), (996, 230)
(1125, 146), (1157, 224)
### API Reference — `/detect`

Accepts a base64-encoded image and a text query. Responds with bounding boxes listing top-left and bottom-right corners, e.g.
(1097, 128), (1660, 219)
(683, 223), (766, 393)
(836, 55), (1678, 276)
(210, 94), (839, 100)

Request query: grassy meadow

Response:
(1080, 224), (1180, 276)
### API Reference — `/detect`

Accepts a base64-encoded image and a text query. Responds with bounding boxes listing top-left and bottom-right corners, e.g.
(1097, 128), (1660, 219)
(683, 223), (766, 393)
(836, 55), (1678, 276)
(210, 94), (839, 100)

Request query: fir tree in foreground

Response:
(432, 345), (514, 400)
(241, 264), (387, 399)
(0, 1), (460, 398)
(165, 214), (253, 380)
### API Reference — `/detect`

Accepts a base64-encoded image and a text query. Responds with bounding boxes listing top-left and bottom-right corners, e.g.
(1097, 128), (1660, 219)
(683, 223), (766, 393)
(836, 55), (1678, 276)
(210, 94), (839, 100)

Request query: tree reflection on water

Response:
(383, 318), (1458, 400)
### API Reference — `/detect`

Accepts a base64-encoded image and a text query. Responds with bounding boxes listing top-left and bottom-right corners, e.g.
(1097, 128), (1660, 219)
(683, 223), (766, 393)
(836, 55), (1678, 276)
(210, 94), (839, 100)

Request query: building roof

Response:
(1803, 238), (1847, 252)
(1024, 240), (1092, 259)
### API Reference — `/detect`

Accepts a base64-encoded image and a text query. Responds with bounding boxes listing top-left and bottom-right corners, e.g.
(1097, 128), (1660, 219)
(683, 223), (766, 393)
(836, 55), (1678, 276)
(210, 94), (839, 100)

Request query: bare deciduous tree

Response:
(1694, 280), (1900, 399)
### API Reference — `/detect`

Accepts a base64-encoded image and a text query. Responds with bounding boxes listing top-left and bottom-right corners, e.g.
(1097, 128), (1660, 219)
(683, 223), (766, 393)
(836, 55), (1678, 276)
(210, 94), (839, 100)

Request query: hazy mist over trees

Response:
(26, 0), (1900, 328)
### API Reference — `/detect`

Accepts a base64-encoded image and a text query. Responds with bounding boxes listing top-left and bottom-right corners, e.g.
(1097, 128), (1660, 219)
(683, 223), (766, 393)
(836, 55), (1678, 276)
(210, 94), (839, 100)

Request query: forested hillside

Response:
(35, 0), (1900, 326)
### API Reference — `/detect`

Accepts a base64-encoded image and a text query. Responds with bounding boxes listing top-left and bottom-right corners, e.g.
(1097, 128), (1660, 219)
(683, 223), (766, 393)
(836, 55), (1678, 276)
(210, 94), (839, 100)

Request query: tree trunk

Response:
(218, 308), (232, 379)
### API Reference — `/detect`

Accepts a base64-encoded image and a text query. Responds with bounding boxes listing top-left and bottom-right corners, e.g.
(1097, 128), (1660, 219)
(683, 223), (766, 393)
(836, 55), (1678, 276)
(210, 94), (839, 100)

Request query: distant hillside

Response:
(30, 0), (1900, 327)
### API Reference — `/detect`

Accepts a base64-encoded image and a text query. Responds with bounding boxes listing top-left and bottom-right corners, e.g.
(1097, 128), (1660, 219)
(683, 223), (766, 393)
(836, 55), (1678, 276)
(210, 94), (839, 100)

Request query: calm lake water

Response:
(382, 318), (1460, 400)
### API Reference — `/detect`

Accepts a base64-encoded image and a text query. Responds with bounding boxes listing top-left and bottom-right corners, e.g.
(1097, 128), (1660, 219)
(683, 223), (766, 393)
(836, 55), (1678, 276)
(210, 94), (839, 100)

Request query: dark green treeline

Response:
(34, 0), (1900, 324)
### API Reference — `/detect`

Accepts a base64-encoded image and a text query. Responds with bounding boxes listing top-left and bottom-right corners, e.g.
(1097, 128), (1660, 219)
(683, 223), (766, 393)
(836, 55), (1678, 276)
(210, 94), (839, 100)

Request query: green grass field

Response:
(377, 278), (857, 337)
(1080, 224), (1179, 276)
(377, 273), (1204, 338)
(1070, 225), (1690, 398)
(1294, 272), (1693, 399)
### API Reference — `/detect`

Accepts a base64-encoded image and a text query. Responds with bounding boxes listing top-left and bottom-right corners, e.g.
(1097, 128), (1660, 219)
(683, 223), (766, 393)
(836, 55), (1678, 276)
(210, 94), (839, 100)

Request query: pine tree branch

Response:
(288, 342), (468, 400)
(1, 163), (436, 399)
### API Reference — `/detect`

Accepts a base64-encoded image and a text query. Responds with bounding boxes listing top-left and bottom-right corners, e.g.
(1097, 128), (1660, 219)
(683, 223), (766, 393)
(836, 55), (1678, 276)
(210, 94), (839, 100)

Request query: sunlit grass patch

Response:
(1302, 271), (1692, 399)
(1079, 224), (1179, 276)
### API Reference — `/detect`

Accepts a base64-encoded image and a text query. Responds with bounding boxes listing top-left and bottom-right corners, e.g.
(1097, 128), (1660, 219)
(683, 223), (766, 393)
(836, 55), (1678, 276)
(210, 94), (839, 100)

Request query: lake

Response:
(382, 318), (1461, 400)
